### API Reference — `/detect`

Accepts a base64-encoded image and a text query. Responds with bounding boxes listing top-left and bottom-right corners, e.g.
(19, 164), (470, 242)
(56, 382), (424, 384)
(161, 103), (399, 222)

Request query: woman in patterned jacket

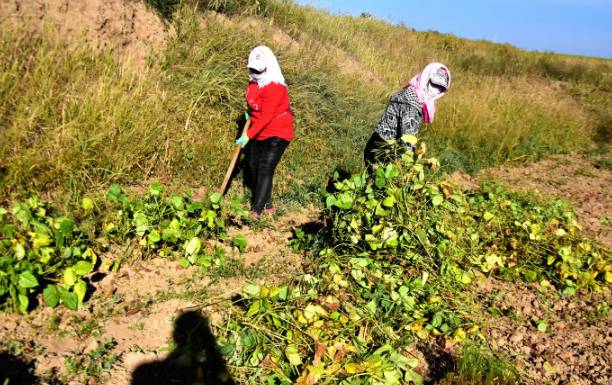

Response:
(364, 63), (451, 168)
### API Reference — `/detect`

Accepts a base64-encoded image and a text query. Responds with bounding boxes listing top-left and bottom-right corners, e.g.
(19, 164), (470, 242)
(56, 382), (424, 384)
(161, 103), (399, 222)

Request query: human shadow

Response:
(131, 310), (235, 385)
(324, 167), (353, 194)
(419, 341), (456, 385)
(0, 351), (40, 385)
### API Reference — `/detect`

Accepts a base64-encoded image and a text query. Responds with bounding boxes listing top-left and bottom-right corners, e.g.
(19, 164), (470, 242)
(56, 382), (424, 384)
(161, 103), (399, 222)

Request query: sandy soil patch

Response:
(472, 276), (611, 385)
(0, 0), (166, 65)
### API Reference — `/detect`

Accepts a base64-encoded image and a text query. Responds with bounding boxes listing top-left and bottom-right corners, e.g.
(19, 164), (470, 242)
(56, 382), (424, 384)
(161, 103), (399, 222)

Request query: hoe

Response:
(219, 118), (251, 195)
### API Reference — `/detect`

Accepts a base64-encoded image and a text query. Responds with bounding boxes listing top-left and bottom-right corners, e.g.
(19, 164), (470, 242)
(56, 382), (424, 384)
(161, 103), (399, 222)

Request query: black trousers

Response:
(248, 137), (289, 213)
(364, 132), (395, 172)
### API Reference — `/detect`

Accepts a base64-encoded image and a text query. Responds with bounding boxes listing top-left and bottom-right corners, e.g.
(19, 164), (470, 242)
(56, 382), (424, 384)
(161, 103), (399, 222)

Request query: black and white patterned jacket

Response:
(374, 87), (423, 148)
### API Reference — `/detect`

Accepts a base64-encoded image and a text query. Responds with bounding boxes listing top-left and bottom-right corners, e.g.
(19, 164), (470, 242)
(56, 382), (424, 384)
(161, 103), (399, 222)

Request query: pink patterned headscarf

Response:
(406, 63), (451, 124)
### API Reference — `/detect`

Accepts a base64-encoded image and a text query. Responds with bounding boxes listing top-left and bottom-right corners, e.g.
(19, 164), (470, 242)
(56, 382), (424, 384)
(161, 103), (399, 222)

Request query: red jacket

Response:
(245, 81), (294, 141)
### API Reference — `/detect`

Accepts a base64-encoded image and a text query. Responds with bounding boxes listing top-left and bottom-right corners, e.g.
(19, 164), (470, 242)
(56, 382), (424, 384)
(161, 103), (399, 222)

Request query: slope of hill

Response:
(0, 0), (610, 201)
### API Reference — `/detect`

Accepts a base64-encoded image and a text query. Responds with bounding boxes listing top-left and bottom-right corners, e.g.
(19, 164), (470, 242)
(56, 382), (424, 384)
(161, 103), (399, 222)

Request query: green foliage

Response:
(0, 183), (231, 313)
(321, 142), (609, 292)
(65, 340), (119, 383)
(212, 140), (609, 384)
(102, 183), (226, 261)
(231, 235), (248, 253)
(442, 343), (519, 385)
(0, 197), (97, 313)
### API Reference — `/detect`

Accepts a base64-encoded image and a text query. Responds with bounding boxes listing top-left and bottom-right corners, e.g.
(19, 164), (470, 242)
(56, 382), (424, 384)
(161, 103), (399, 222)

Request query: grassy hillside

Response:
(0, 0), (610, 202)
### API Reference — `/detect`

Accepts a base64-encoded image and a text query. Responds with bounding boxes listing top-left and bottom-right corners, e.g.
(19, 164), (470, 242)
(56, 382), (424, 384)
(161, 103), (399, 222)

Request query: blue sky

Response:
(296, 0), (612, 59)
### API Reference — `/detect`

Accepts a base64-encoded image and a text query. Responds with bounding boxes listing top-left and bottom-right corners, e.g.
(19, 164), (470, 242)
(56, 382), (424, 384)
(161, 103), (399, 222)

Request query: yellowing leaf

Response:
(344, 362), (364, 374)
(451, 327), (466, 342)
(285, 345), (302, 366)
(185, 237), (202, 256)
(431, 195), (444, 206)
(304, 304), (317, 321)
(382, 196), (397, 207)
(74, 279), (87, 306)
(400, 134), (418, 146)
(460, 271), (472, 284)
(82, 197), (94, 212)
(63, 267), (77, 287)
(245, 301), (261, 317)
(296, 363), (325, 385)
(103, 222), (116, 233)
(30, 232), (51, 249)
(73, 261), (93, 276)
(543, 361), (556, 374)
(242, 284), (260, 298)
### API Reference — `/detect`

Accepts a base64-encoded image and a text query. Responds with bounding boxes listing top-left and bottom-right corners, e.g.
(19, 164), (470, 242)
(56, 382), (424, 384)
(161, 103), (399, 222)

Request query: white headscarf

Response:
(247, 45), (286, 88)
(407, 62), (451, 124)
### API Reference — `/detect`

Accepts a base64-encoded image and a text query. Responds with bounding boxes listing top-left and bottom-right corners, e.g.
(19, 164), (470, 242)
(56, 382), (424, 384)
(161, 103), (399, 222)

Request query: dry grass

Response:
(1, 0), (610, 202)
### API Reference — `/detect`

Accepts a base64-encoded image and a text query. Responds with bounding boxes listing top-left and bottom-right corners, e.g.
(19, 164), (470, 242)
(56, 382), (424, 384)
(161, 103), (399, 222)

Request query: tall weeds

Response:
(1, 0), (610, 200)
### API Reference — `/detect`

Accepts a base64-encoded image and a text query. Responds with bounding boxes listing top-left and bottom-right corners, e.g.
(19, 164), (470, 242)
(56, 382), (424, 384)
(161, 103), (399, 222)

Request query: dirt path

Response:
(0, 208), (318, 385)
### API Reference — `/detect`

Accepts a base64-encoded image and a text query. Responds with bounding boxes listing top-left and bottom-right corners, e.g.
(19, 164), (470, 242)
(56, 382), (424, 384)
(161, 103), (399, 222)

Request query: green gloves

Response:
(236, 133), (249, 148)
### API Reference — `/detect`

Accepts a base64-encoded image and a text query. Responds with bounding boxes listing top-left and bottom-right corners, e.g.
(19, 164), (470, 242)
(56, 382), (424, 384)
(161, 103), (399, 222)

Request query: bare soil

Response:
(446, 154), (612, 383)
(0, 0), (166, 65)
(471, 275), (611, 385)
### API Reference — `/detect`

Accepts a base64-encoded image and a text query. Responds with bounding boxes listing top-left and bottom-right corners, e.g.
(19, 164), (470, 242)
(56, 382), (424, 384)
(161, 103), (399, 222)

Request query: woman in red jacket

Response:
(235, 46), (294, 218)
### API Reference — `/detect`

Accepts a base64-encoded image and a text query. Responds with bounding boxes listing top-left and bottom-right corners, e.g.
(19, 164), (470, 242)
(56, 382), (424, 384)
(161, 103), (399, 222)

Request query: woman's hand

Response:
(236, 134), (250, 148)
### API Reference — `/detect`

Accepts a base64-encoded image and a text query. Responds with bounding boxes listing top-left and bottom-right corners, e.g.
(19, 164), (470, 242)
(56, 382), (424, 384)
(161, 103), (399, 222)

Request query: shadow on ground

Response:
(131, 310), (234, 385)
(420, 341), (456, 385)
(0, 351), (39, 385)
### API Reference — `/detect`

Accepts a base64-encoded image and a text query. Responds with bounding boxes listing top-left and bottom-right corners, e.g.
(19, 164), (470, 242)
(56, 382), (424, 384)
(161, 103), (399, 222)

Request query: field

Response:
(0, 1), (610, 385)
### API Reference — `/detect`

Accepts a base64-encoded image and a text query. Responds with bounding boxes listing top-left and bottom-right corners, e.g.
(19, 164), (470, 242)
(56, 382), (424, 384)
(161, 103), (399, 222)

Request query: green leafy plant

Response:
(65, 339), (119, 383)
(0, 197), (98, 313)
(102, 183), (227, 265)
(211, 139), (608, 384)
(0, 183), (234, 313)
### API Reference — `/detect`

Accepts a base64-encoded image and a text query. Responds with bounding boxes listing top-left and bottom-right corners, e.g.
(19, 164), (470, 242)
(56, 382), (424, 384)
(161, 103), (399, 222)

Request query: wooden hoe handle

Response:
(219, 119), (251, 195)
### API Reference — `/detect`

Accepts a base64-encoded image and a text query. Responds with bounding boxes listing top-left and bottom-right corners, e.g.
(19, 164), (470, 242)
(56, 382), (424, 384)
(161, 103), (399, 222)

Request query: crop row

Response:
(0, 183), (230, 313)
